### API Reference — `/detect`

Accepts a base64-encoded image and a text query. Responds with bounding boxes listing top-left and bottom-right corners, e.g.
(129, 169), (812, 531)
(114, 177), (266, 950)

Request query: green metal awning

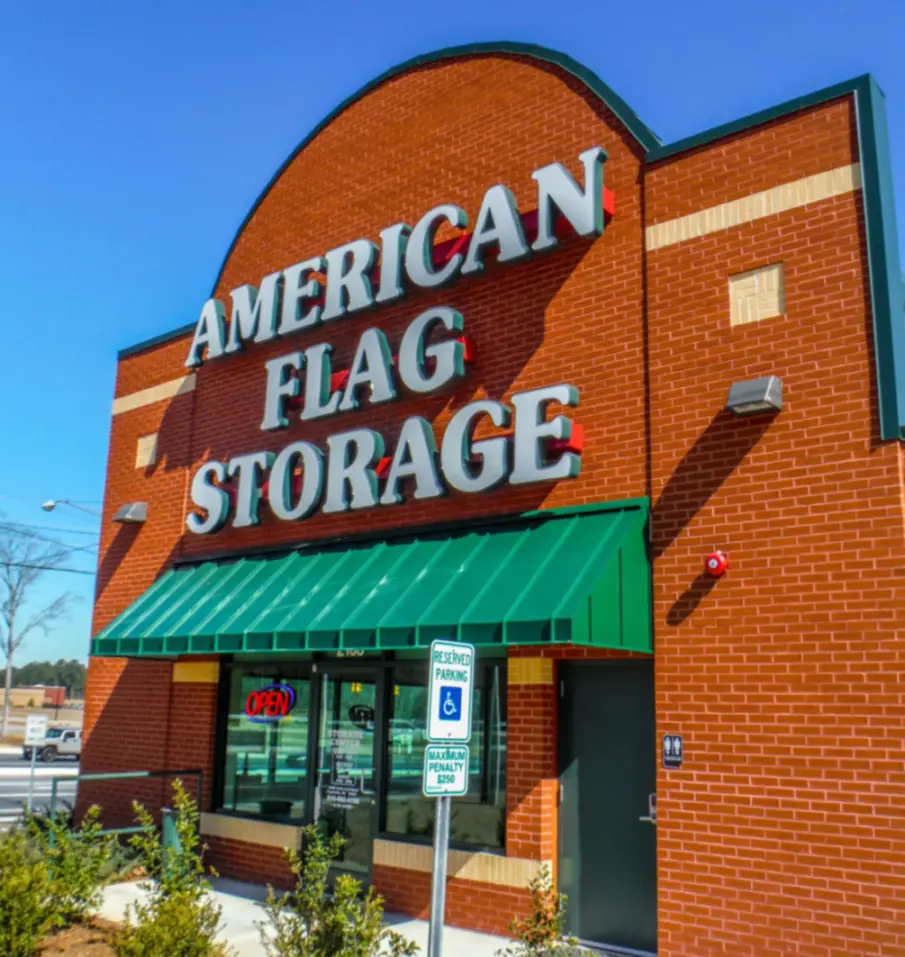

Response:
(91, 500), (651, 657)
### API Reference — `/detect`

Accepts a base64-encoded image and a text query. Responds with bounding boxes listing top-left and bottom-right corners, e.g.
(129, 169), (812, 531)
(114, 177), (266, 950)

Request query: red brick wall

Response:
(205, 834), (295, 890)
(644, 96), (859, 223)
(164, 680), (218, 813)
(79, 660), (217, 826)
(83, 51), (905, 956)
(79, 657), (173, 826)
(94, 332), (196, 635)
(373, 863), (531, 937)
(647, 99), (905, 956)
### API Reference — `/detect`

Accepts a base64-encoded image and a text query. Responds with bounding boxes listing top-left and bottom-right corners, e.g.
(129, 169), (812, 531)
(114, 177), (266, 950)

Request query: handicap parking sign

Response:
(438, 686), (462, 722)
(427, 640), (475, 743)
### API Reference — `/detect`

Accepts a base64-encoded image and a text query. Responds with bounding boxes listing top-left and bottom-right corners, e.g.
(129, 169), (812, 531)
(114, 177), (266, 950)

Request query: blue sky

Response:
(1, 0), (903, 665)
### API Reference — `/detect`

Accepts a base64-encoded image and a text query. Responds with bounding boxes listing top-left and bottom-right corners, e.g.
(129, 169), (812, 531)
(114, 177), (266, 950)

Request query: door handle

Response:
(639, 792), (657, 824)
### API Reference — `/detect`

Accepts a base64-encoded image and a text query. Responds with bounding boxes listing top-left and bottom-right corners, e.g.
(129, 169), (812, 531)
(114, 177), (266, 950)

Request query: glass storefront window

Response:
(384, 660), (507, 850)
(216, 655), (507, 854)
(221, 667), (311, 822)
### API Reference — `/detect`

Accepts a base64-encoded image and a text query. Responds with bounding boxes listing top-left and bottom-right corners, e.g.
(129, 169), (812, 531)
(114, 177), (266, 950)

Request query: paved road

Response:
(0, 747), (79, 830)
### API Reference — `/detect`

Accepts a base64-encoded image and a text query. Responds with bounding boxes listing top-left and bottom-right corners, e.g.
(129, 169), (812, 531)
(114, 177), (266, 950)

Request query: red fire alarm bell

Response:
(705, 550), (729, 577)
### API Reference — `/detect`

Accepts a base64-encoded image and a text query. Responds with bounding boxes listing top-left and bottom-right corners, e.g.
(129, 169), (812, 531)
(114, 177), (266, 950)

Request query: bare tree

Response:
(0, 522), (77, 738)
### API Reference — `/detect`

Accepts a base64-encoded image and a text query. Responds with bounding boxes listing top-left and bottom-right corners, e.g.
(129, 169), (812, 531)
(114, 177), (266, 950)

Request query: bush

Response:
(28, 804), (116, 926)
(22, 800), (74, 834)
(258, 824), (417, 957)
(101, 837), (145, 884)
(0, 826), (56, 957)
(497, 865), (589, 957)
(113, 780), (231, 957)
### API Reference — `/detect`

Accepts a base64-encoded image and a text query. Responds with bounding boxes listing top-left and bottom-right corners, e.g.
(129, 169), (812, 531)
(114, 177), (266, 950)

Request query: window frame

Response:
(212, 657), (318, 823)
(377, 657), (507, 855)
(212, 653), (508, 856)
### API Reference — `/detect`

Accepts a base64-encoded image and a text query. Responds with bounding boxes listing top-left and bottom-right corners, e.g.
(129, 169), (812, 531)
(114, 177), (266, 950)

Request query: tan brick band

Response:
(199, 823), (545, 889)
(645, 163), (861, 251)
(508, 657), (554, 685)
(200, 813), (300, 851)
(112, 373), (196, 415)
(373, 838), (549, 888)
(172, 661), (220, 684)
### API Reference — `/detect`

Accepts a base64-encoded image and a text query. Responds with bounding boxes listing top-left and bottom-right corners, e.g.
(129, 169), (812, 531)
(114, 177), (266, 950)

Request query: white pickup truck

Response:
(22, 728), (81, 763)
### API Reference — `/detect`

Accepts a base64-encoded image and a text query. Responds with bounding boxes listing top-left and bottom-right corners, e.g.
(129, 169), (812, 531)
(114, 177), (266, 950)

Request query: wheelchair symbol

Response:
(438, 686), (462, 722)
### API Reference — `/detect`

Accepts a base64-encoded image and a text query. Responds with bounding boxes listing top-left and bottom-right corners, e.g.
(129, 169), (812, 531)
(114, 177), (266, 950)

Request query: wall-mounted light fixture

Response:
(113, 502), (147, 525)
(725, 376), (783, 416)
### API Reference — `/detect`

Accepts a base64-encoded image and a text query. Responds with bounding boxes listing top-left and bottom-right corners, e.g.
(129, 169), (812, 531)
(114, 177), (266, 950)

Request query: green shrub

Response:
(28, 804), (116, 926)
(100, 836), (145, 883)
(22, 800), (73, 835)
(258, 824), (418, 957)
(0, 826), (56, 957)
(116, 891), (230, 957)
(113, 780), (231, 957)
(497, 865), (589, 957)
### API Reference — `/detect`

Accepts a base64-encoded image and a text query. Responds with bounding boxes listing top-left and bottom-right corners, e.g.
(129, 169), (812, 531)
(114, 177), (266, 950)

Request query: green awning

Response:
(91, 500), (651, 657)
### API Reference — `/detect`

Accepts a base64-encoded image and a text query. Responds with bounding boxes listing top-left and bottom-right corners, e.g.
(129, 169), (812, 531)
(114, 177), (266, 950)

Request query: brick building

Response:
(81, 43), (905, 956)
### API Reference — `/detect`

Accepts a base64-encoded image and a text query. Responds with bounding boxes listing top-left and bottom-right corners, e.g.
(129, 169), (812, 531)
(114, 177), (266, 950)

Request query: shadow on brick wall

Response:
(77, 657), (174, 827)
(651, 408), (775, 559)
(666, 572), (718, 626)
(78, 644), (216, 830)
(94, 522), (143, 603)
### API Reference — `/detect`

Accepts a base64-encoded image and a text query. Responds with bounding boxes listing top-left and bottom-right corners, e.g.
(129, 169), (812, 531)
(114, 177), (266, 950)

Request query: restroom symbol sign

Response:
(427, 640), (475, 743)
(662, 734), (683, 769)
(438, 686), (462, 722)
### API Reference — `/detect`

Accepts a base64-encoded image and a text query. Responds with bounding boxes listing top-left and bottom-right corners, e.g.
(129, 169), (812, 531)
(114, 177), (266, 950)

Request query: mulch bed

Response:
(38, 919), (118, 957)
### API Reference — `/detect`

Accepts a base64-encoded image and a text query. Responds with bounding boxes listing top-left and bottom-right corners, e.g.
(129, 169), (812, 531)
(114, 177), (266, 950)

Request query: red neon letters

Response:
(245, 683), (296, 723)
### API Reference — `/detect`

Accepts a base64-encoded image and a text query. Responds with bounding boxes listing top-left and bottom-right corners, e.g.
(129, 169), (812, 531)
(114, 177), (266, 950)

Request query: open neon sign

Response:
(245, 683), (296, 723)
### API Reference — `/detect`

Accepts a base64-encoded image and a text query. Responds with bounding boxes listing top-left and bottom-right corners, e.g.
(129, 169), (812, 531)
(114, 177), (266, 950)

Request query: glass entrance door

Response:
(312, 667), (379, 876)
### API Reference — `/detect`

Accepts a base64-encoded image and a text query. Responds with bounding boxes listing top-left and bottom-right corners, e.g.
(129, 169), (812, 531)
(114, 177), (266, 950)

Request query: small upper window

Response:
(729, 263), (785, 326)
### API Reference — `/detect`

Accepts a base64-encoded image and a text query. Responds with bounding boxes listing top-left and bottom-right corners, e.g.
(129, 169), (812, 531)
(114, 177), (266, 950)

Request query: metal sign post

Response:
(425, 640), (475, 957)
(24, 714), (48, 815)
(427, 794), (451, 957)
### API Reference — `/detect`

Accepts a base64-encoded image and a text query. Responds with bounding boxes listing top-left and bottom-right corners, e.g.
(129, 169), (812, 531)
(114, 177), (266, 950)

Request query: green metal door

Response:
(559, 660), (657, 954)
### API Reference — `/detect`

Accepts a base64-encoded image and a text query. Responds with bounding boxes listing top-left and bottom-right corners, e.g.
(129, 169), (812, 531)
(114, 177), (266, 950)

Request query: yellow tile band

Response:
(200, 813), (300, 850)
(172, 661), (220, 684)
(508, 657), (554, 686)
(373, 839), (550, 888)
(112, 373), (196, 416)
(646, 163), (861, 251)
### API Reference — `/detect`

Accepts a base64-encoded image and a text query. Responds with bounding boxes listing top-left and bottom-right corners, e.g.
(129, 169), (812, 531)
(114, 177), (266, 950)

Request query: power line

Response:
(2, 562), (95, 577)
(0, 520), (99, 537)
(0, 523), (98, 554)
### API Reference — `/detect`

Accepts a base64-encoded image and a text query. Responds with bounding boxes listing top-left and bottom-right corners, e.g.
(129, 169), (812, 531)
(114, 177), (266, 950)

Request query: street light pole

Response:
(41, 500), (102, 519)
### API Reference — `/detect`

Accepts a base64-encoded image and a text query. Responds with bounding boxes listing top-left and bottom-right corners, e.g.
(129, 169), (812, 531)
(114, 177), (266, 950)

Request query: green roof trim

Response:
(118, 322), (196, 361)
(853, 77), (905, 440)
(90, 500), (652, 658)
(114, 50), (905, 440)
(645, 74), (871, 162)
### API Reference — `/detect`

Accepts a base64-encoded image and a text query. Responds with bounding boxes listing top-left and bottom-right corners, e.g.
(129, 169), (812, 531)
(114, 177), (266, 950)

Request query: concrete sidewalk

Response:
(101, 878), (509, 957)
